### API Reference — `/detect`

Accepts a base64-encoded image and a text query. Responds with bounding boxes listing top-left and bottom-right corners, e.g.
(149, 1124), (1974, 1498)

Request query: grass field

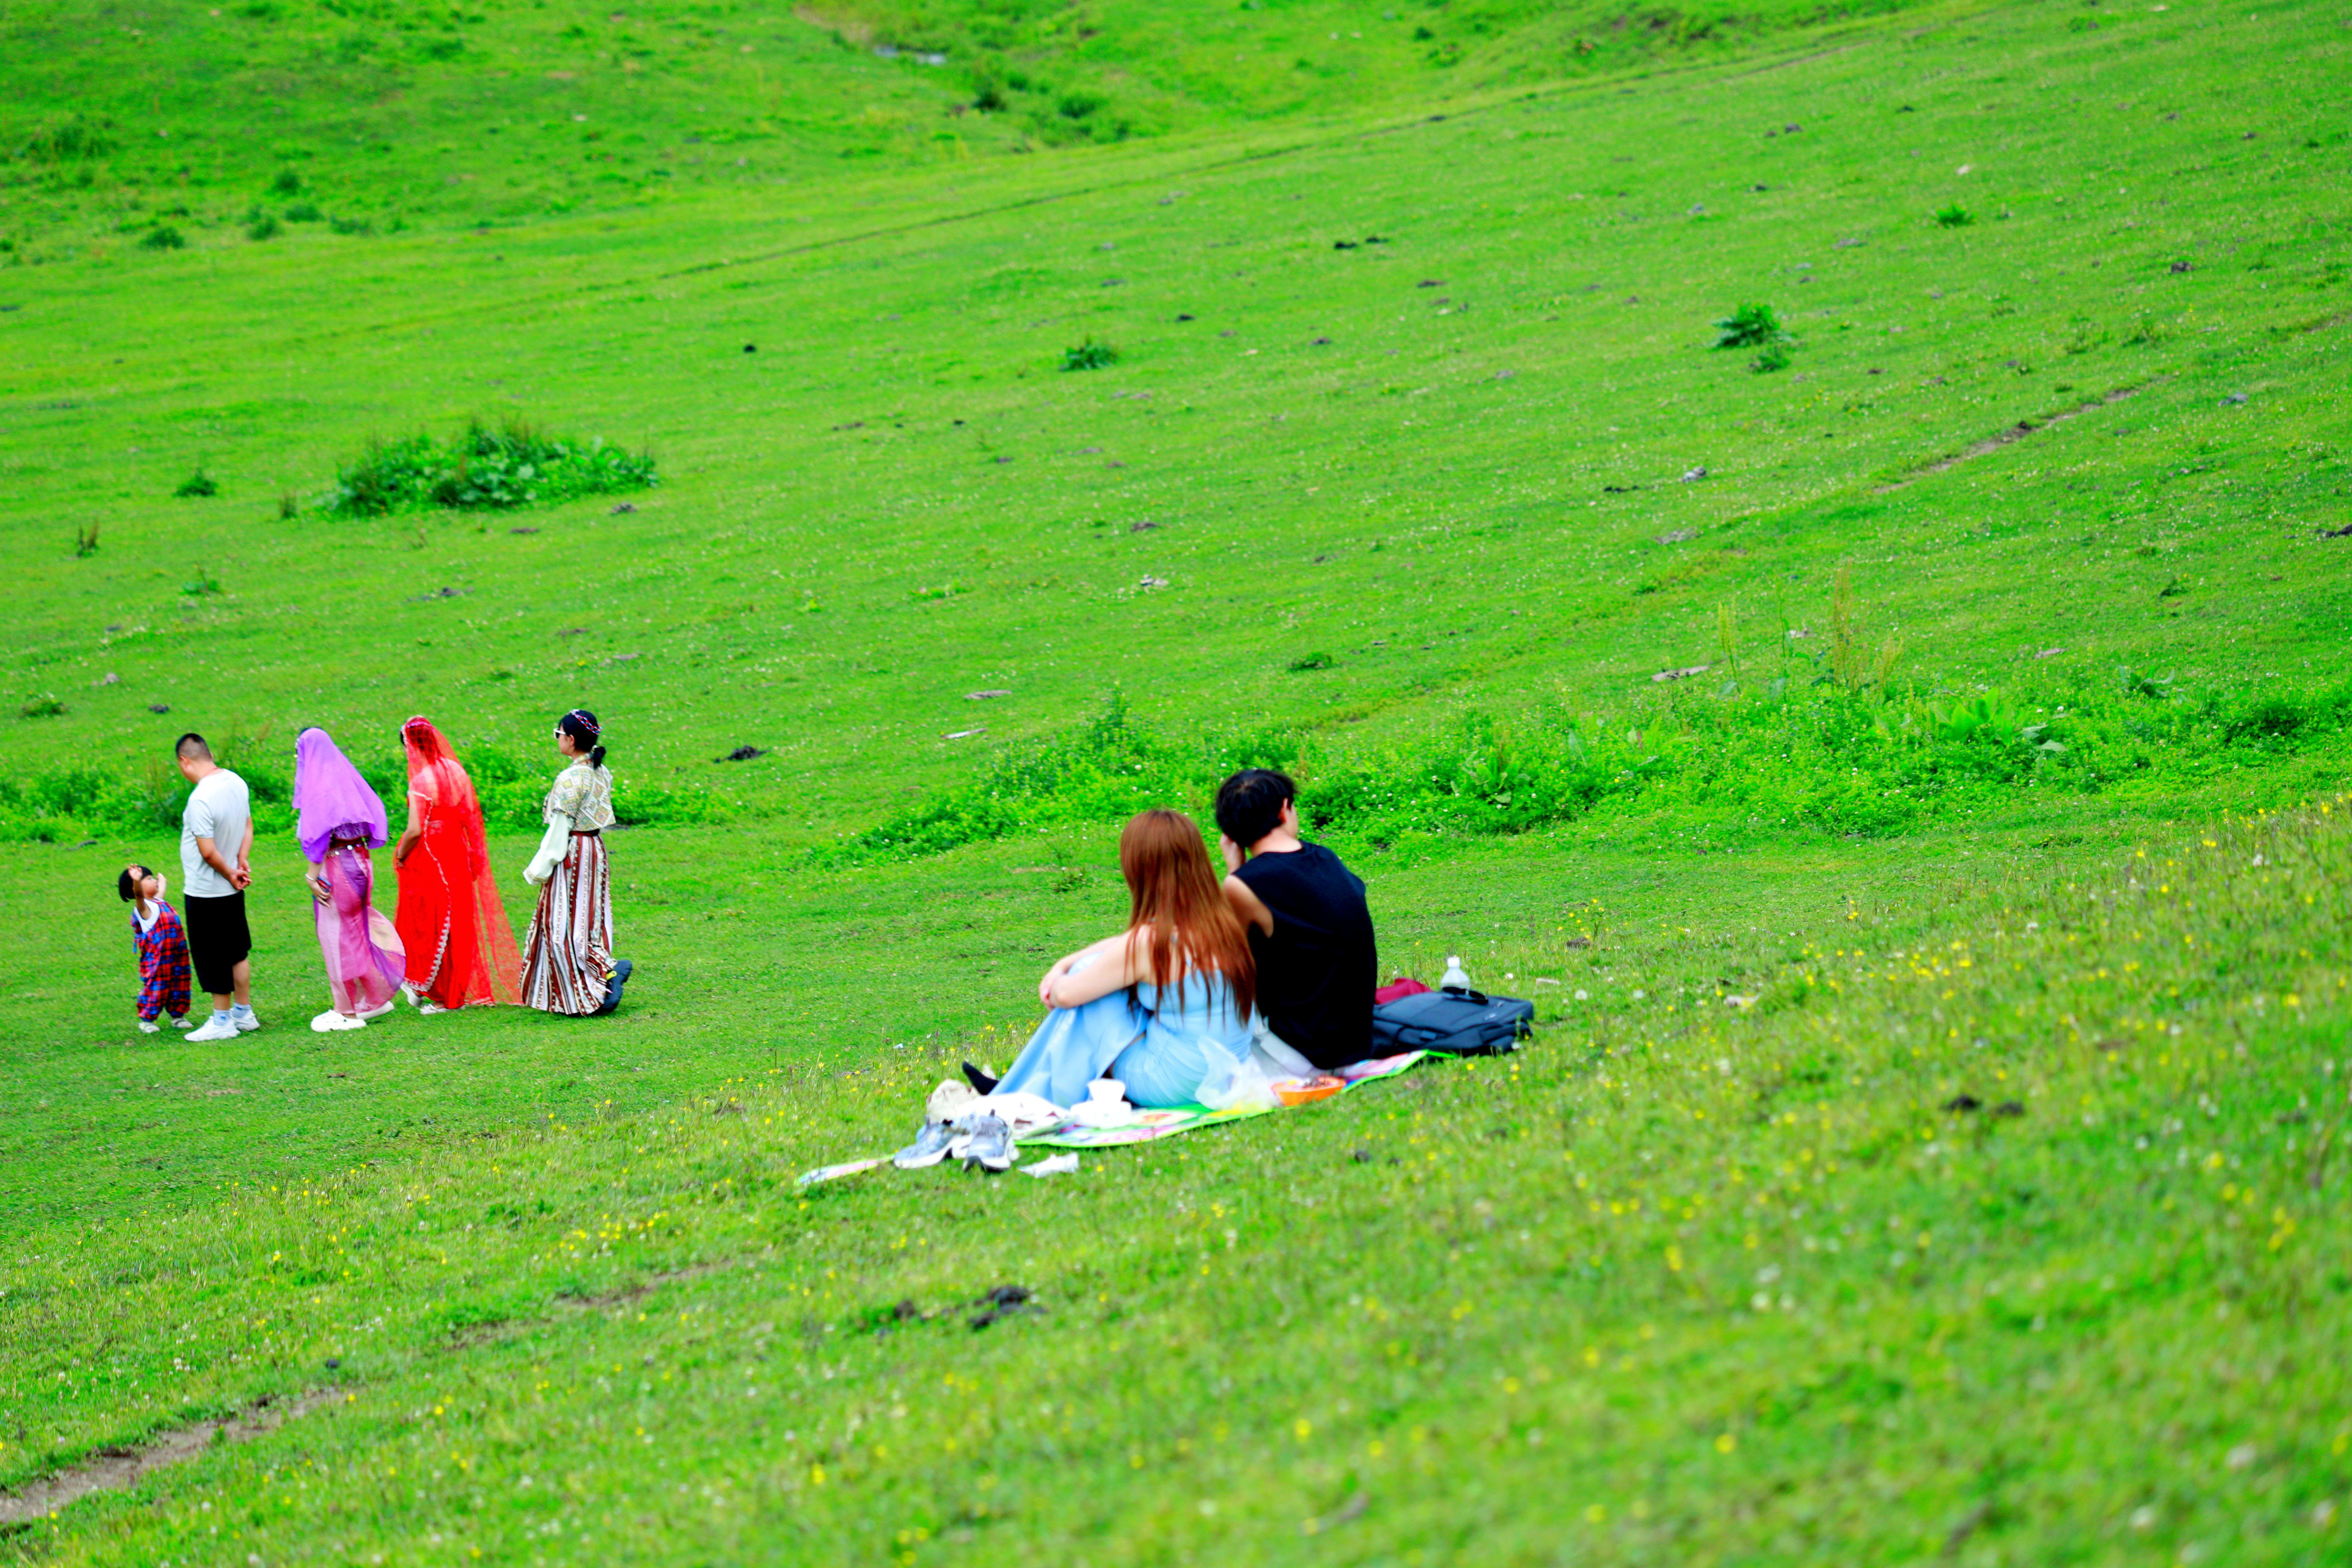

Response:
(4, 0), (2351, 1560)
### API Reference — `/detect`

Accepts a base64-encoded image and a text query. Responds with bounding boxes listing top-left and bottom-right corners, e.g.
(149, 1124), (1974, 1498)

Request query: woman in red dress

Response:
(392, 716), (521, 1012)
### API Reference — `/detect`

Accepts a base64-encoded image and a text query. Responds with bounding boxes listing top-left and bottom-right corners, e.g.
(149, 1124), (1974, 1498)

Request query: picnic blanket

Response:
(794, 1051), (1432, 1185)
(1019, 1050), (1429, 1149)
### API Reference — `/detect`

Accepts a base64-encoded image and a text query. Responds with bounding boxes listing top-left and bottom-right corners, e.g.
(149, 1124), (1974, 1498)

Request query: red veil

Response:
(395, 717), (523, 1007)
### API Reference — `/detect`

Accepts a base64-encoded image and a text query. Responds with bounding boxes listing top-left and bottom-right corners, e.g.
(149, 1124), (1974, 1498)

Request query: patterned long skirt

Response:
(520, 833), (614, 1016)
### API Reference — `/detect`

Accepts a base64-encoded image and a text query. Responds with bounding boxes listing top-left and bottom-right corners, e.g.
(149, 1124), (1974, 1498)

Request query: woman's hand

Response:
(1037, 955), (1074, 1009)
(304, 869), (330, 903)
(1219, 833), (1245, 874)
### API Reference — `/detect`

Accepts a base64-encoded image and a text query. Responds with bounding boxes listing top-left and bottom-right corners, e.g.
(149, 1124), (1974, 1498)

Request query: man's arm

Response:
(194, 834), (240, 885)
(1221, 873), (1275, 937)
(234, 818), (254, 887)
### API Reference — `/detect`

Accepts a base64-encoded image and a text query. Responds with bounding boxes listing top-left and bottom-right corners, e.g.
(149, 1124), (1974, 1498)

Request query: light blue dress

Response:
(996, 951), (1254, 1110)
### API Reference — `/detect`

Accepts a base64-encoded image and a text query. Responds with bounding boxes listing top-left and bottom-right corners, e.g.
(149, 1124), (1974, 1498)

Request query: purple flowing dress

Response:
(293, 728), (407, 1019)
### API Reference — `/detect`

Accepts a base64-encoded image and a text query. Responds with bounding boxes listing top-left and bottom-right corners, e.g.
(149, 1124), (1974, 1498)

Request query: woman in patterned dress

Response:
(519, 709), (635, 1016)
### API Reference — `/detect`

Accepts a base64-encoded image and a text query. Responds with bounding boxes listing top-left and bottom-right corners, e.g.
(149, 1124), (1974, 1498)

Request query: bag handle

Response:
(1440, 985), (1492, 1005)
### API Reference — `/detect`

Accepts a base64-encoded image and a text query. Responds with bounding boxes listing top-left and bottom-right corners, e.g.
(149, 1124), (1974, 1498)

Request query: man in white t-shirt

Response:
(176, 732), (260, 1042)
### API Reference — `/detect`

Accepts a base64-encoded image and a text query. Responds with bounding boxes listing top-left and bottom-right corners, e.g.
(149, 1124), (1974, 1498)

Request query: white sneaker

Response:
(416, 1001), (449, 1016)
(231, 1008), (262, 1033)
(171, 1016), (193, 1029)
(358, 999), (397, 1021)
(187, 1016), (238, 1042)
(310, 1010), (366, 1033)
(138, 1019), (162, 1034)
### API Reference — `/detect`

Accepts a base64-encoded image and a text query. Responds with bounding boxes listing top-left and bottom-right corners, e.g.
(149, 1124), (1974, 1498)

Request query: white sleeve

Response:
(523, 814), (573, 886)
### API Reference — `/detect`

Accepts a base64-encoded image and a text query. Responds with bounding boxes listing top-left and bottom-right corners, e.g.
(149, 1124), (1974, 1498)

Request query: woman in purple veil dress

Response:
(293, 727), (407, 1034)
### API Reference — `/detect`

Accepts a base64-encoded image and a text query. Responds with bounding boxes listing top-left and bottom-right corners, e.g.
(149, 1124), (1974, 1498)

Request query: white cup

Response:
(1088, 1078), (1126, 1107)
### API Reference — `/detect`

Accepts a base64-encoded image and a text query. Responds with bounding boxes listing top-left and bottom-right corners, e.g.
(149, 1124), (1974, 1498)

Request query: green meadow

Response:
(4, 0), (2351, 1560)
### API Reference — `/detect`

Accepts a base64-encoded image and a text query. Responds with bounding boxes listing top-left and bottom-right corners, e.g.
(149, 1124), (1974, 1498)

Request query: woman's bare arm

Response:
(1040, 930), (1148, 1009)
(393, 791), (426, 864)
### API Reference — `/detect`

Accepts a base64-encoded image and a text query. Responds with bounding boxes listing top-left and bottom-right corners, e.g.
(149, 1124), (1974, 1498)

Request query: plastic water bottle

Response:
(1440, 954), (1470, 991)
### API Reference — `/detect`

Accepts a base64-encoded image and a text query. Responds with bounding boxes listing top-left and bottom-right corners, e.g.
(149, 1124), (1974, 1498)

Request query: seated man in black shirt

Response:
(1214, 769), (1378, 1070)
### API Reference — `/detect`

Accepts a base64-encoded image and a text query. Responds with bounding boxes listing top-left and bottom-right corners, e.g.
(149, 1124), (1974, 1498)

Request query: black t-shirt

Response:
(1232, 842), (1376, 1070)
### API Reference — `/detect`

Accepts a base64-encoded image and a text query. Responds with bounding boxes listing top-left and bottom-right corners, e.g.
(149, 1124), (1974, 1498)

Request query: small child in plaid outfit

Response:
(120, 862), (193, 1034)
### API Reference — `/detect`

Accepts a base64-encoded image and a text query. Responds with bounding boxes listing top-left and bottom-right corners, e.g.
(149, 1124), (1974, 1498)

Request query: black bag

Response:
(1370, 986), (1535, 1057)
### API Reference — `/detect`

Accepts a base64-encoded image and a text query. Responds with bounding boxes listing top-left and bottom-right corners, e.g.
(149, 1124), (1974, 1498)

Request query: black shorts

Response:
(183, 890), (252, 996)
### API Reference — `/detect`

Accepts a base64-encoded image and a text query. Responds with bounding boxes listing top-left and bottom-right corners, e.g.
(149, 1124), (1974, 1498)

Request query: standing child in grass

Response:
(118, 862), (192, 1035)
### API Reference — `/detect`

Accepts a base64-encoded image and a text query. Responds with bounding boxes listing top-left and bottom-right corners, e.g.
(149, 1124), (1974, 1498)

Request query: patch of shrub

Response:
(247, 215), (282, 241)
(328, 215), (374, 236)
(73, 522), (99, 557)
(173, 468), (219, 498)
(1061, 337), (1119, 371)
(270, 169), (303, 195)
(22, 118), (114, 162)
(1712, 302), (1786, 351)
(140, 225), (186, 250)
(181, 568), (223, 596)
(1934, 204), (1974, 228)
(322, 419), (658, 517)
(1288, 652), (1338, 672)
(19, 693), (66, 720)
(284, 201), (324, 223)
(822, 676), (2352, 864)
(1057, 91), (1105, 120)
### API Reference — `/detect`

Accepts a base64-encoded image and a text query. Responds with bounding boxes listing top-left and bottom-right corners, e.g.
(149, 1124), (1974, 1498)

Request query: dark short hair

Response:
(174, 732), (211, 761)
(1214, 769), (1296, 846)
(118, 864), (145, 902)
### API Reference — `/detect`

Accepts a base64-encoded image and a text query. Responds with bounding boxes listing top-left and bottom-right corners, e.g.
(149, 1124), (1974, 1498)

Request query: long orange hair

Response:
(1119, 808), (1255, 1023)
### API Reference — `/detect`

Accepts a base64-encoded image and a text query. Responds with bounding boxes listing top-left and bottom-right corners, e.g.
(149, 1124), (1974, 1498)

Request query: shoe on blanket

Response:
(955, 1113), (1017, 1173)
(893, 1119), (958, 1170)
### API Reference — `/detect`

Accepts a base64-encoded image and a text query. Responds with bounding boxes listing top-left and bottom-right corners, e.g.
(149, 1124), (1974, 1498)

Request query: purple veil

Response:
(293, 727), (390, 863)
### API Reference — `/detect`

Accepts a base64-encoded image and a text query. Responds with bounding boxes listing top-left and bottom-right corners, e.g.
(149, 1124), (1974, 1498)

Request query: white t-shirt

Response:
(180, 769), (252, 898)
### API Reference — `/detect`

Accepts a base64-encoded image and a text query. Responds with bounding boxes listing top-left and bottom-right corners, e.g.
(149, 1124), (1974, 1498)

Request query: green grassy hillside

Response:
(2, 0), (1930, 256)
(3, 0), (2351, 1561)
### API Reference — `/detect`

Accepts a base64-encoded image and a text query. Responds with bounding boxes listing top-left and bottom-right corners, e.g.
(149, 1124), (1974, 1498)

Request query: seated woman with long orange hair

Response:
(974, 808), (1257, 1110)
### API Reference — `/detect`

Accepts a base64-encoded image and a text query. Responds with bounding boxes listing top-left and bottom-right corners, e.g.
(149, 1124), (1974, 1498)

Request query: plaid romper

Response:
(134, 900), (193, 1022)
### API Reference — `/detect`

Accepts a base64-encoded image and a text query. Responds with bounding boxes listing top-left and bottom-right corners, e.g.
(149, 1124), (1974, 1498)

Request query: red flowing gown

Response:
(394, 747), (521, 1008)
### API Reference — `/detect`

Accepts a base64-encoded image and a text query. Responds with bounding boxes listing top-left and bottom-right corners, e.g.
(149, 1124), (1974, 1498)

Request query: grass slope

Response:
(3, 0), (2351, 1561)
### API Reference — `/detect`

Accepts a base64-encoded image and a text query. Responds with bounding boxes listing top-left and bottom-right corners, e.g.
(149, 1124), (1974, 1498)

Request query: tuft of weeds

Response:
(1288, 651), (1338, 672)
(139, 225), (185, 250)
(284, 200), (323, 223)
(246, 214), (281, 241)
(1712, 303), (1788, 365)
(173, 467), (218, 499)
(1061, 336), (1119, 371)
(323, 418), (658, 517)
(270, 168), (303, 195)
(18, 693), (66, 719)
(1934, 203), (1974, 227)
(328, 214), (373, 236)
(180, 567), (223, 596)
(276, 492), (299, 520)
(72, 522), (99, 558)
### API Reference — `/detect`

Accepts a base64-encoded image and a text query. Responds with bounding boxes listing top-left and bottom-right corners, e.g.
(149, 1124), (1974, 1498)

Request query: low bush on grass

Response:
(1934, 203), (1974, 228)
(321, 419), (658, 517)
(1060, 337), (1119, 371)
(821, 676), (2352, 863)
(139, 224), (185, 250)
(246, 214), (281, 241)
(172, 467), (218, 499)
(0, 735), (721, 845)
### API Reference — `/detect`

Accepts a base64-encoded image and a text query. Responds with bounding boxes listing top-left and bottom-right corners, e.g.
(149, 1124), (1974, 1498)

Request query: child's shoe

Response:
(138, 1019), (161, 1035)
(171, 1015), (192, 1029)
